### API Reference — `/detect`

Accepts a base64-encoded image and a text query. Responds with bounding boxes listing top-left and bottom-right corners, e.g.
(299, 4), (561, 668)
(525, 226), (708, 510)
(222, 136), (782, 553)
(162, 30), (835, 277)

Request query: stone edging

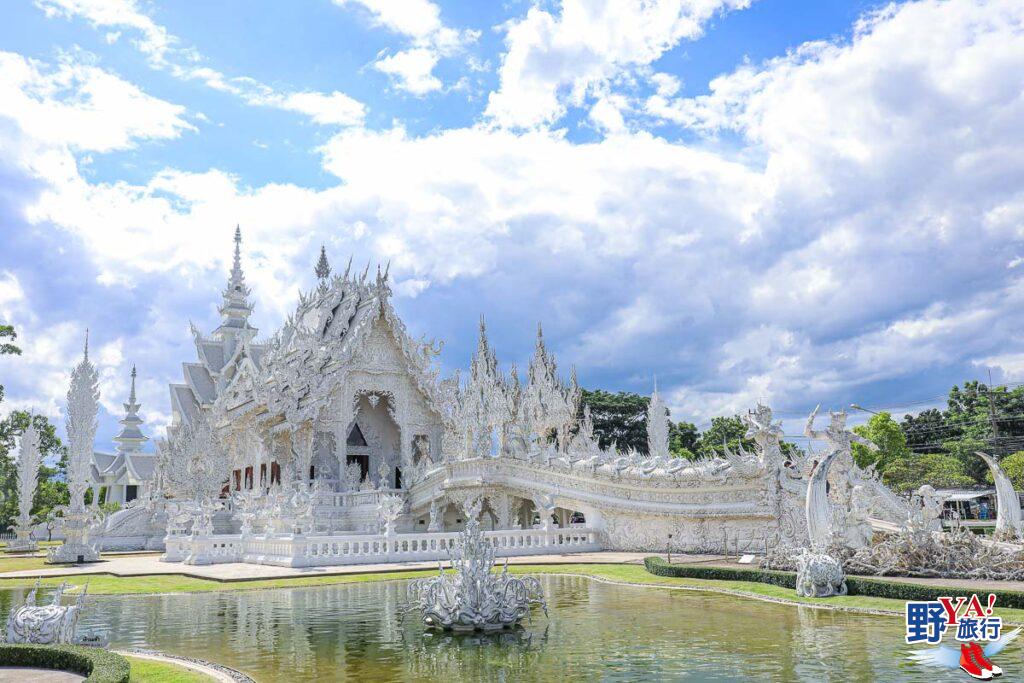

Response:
(114, 648), (255, 683)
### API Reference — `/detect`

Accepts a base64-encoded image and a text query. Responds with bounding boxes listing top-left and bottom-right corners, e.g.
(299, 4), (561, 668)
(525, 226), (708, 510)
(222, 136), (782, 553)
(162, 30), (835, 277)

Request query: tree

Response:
(695, 415), (752, 458)
(0, 411), (67, 531)
(578, 389), (651, 453)
(0, 324), (22, 406)
(0, 327), (68, 531)
(852, 411), (910, 470)
(901, 408), (948, 453)
(985, 451), (1024, 490)
(669, 421), (699, 459)
(881, 453), (975, 493)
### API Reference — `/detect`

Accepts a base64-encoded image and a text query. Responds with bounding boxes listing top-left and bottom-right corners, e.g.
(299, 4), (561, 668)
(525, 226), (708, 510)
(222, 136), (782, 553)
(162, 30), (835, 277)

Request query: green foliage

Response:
(578, 389), (797, 460)
(642, 556), (1024, 609)
(985, 451), (1024, 489)
(644, 556), (796, 588)
(880, 453), (975, 493)
(0, 325), (69, 532)
(0, 644), (130, 682)
(669, 421), (699, 459)
(852, 412), (909, 470)
(579, 389), (650, 453)
(694, 415), (753, 458)
(0, 325), (21, 406)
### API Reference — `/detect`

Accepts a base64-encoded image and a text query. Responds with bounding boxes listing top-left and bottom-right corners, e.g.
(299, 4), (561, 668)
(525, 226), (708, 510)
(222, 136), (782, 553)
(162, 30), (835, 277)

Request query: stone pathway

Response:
(0, 667), (83, 682)
(0, 550), (665, 581)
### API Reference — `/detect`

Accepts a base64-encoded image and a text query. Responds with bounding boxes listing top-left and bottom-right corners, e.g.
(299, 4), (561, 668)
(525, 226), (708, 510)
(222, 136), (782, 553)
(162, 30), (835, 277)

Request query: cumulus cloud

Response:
(0, 51), (193, 153)
(486, 0), (751, 128)
(6, 0), (1024, 437)
(35, 0), (366, 126)
(374, 48), (443, 95)
(335, 0), (478, 94)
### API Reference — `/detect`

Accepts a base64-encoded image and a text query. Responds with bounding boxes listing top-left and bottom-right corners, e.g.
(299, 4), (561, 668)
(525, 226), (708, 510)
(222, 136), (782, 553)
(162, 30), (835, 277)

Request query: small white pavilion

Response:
(90, 366), (155, 505)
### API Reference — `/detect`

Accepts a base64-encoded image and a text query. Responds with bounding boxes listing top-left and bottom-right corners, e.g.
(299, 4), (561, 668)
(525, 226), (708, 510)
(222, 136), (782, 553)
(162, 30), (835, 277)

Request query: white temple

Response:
(89, 366), (155, 506)
(84, 228), (914, 567)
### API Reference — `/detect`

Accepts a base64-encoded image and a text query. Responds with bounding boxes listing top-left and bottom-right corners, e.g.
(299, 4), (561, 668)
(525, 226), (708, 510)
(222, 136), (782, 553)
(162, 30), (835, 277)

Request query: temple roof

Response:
(113, 365), (149, 455)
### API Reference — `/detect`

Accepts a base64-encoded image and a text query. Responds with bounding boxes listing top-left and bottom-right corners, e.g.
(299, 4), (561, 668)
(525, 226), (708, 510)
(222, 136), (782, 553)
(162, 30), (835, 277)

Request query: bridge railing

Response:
(165, 526), (602, 567)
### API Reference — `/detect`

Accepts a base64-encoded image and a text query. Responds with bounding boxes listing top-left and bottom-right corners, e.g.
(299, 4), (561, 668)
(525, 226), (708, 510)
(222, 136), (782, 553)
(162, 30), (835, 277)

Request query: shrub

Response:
(0, 644), (130, 682)
(643, 556), (1024, 609)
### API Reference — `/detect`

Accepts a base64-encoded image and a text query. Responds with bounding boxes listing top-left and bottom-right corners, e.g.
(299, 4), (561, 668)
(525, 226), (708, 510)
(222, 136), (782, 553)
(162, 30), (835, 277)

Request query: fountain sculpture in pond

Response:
(407, 497), (547, 632)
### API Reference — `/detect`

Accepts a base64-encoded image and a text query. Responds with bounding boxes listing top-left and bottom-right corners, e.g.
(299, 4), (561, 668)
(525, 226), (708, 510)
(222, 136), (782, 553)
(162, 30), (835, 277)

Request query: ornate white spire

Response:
(646, 378), (670, 459)
(217, 226), (255, 337)
(15, 419), (41, 531)
(66, 334), (100, 511)
(315, 244), (331, 291)
(113, 365), (148, 455)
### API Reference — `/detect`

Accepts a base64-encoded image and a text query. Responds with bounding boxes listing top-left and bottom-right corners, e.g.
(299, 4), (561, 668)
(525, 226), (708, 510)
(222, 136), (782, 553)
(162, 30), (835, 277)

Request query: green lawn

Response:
(0, 555), (51, 572)
(2, 561), (1023, 624)
(125, 655), (216, 682)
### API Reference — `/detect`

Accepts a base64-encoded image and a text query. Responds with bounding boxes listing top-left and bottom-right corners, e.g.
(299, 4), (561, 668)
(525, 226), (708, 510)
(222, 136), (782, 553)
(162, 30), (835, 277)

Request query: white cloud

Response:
(0, 272), (26, 321)
(335, 0), (470, 51)
(486, 0), (751, 128)
(374, 48), (442, 95)
(34, 0), (366, 126)
(0, 51), (193, 153)
(335, 0), (477, 94)
(8, 0), (1024, 435)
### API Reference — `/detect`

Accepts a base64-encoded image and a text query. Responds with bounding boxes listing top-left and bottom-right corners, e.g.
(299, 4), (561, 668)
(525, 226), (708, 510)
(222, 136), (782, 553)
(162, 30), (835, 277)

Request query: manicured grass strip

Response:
(125, 655), (215, 682)
(641, 556), (1024, 622)
(0, 556), (54, 572)
(0, 644), (130, 682)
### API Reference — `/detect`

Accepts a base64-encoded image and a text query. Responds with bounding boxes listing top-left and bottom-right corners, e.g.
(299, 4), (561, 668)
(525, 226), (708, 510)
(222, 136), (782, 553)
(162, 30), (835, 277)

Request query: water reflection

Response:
(0, 576), (969, 682)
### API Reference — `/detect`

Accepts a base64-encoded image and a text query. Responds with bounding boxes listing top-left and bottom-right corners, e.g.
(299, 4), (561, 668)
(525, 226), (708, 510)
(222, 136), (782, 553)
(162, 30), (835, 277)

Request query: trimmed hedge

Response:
(0, 644), (130, 682)
(643, 556), (1024, 609)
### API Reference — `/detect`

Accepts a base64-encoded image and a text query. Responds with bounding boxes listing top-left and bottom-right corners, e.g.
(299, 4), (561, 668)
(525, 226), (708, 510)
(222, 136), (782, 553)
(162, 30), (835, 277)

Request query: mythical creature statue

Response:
(795, 549), (848, 598)
(803, 406), (878, 549)
(5, 580), (105, 646)
(845, 485), (874, 549)
(911, 484), (947, 533)
(406, 497), (547, 631)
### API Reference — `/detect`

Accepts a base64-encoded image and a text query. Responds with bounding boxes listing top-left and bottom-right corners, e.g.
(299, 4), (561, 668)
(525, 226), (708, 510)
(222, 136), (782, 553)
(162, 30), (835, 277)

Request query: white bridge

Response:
(165, 526), (602, 567)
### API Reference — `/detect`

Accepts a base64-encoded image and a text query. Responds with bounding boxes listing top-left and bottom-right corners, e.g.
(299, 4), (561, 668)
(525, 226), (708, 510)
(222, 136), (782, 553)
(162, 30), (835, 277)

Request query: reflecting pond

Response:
(0, 576), (975, 681)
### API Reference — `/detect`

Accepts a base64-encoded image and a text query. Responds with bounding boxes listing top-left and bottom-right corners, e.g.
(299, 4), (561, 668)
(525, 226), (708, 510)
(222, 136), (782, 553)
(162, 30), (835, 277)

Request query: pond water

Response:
(0, 577), (973, 682)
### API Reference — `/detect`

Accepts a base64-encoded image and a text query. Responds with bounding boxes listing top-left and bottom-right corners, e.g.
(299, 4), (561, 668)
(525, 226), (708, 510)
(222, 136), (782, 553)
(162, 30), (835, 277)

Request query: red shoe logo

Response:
(970, 641), (1002, 677)
(960, 643), (992, 680)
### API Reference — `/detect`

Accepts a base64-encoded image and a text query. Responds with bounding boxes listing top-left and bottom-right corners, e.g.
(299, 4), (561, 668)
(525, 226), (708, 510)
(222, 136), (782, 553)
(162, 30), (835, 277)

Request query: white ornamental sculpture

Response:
(377, 493), (404, 536)
(49, 334), (101, 564)
(8, 419), (42, 552)
(647, 381), (670, 460)
(976, 451), (1024, 541)
(797, 406), (877, 598)
(5, 580), (105, 646)
(803, 405), (878, 549)
(406, 497), (547, 631)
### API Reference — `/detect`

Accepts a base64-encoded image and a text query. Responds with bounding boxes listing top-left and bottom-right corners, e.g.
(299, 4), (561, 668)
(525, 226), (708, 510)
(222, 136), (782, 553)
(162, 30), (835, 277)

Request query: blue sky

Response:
(1, 0), (1023, 452)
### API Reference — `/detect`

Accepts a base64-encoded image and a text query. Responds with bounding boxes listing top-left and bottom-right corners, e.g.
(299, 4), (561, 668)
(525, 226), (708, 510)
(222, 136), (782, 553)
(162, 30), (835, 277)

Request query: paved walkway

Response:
(0, 550), (672, 581)
(0, 668), (83, 682)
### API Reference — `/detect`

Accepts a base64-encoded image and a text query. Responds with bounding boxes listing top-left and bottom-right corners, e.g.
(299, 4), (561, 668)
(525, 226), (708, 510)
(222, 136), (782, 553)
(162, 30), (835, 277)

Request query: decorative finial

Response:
(129, 364), (137, 403)
(83, 329), (89, 361)
(315, 245), (331, 282)
(342, 255), (353, 281)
